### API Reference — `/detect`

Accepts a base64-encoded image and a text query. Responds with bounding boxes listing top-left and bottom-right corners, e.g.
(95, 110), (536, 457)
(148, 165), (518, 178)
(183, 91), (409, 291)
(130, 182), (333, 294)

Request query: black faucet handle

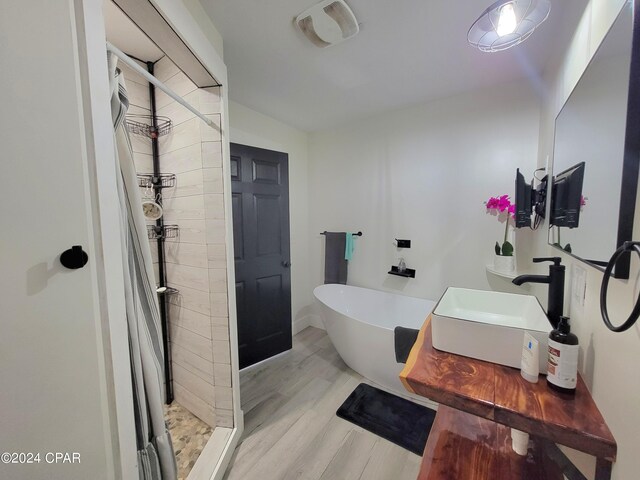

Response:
(533, 257), (562, 266)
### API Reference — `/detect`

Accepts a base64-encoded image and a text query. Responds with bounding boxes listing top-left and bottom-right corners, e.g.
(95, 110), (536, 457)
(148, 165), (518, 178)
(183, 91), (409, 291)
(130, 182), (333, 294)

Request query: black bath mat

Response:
(336, 383), (436, 455)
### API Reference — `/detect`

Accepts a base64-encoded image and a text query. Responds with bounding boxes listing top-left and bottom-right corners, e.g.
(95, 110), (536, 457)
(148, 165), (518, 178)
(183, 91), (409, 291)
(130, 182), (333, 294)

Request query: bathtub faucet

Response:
(512, 257), (565, 329)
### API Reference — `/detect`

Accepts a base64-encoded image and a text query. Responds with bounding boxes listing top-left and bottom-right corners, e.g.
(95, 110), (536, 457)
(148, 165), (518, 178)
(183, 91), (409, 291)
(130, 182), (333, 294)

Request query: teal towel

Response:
(345, 232), (355, 261)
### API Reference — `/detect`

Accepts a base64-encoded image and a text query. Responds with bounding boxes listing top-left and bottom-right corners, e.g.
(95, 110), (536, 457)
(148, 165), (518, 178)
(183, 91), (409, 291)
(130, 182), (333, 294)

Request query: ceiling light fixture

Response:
(496, 4), (517, 36)
(296, 0), (359, 48)
(468, 0), (551, 52)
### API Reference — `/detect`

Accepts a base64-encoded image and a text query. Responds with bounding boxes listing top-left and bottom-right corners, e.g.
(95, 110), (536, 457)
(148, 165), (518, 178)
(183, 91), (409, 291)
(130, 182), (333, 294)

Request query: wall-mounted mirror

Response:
(549, 0), (640, 279)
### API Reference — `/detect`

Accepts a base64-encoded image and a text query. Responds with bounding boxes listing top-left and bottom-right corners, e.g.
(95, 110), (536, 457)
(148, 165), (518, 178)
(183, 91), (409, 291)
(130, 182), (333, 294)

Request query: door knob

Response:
(281, 260), (291, 268)
(60, 245), (88, 270)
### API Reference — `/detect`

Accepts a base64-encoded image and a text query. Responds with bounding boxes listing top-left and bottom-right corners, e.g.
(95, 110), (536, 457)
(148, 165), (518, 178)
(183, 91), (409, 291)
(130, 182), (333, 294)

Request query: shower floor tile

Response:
(165, 401), (213, 480)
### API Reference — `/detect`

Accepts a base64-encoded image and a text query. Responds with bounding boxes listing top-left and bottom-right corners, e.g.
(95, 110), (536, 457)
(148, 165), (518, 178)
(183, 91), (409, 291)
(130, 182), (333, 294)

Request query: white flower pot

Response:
(494, 254), (515, 274)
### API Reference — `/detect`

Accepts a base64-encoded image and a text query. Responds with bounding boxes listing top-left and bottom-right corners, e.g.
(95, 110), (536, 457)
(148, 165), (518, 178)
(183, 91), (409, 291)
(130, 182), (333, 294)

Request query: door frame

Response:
(71, 1), (136, 476)
(72, 0), (243, 477)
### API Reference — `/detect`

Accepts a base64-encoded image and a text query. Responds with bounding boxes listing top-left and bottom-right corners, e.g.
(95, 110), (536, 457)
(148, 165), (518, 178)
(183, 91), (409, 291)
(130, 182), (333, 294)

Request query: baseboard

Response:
(239, 350), (290, 374)
(292, 316), (311, 335)
(308, 315), (325, 330)
(292, 315), (325, 335)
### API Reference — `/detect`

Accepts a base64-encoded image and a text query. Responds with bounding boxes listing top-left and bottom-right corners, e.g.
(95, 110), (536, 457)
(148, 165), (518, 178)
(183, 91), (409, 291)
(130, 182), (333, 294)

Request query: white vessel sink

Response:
(432, 287), (551, 371)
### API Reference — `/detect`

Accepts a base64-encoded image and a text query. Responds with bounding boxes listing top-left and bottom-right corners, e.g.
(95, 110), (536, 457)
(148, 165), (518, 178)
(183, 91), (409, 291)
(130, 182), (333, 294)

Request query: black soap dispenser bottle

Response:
(546, 316), (579, 394)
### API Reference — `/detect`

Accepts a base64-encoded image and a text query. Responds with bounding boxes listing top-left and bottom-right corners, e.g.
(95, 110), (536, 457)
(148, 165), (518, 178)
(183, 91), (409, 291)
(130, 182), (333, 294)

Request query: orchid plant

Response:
(485, 195), (515, 256)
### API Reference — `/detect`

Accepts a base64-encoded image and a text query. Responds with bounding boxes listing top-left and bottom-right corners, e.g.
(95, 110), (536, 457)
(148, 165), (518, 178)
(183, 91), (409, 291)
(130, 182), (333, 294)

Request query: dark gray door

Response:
(230, 143), (292, 369)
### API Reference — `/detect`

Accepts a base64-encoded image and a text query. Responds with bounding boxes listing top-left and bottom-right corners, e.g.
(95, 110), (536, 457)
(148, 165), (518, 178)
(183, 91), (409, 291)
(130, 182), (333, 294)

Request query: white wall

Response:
(532, 1), (640, 478)
(228, 101), (312, 333)
(307, 81), (541, 307)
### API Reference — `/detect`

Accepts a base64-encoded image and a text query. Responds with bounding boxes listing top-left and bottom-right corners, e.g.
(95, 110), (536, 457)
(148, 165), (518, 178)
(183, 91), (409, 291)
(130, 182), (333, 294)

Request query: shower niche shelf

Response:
(147, 224), (179, 240)
(388, 266), (416, 278)
(137, 173), (176, 189)
(125, 114), (172, 138)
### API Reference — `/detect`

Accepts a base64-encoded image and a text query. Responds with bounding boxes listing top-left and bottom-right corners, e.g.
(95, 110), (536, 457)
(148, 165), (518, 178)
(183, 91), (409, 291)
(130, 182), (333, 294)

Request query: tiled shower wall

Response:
(154, 56), (233, 428)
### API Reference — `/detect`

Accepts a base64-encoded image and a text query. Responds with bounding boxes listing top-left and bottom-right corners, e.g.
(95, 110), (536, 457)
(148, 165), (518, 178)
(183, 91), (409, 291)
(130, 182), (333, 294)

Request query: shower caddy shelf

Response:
(156, 286), (179, 296)
(147, 224), (179, 240)
(125, 114), (172, 138)
(137, 173), (176, 189)
(139, 172), (179, 241)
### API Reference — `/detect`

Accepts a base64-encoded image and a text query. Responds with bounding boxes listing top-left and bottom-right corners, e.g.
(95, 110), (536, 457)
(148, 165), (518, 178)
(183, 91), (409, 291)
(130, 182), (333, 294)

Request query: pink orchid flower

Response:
(486, 196), (500, 209)
(485, 193), (516, 257)
(485, 194), (515, 219)
(497, 195), (511, 212)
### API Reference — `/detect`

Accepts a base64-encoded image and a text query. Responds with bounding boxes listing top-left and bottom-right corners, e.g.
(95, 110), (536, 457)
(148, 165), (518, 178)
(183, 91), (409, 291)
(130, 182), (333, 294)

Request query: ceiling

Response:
(201, 0), (588, 132)
(104, 1), (164, 63)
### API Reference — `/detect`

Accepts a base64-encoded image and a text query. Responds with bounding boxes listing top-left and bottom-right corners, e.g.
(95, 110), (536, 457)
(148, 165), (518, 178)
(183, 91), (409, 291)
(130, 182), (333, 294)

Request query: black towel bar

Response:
(320, 231), (363, 236)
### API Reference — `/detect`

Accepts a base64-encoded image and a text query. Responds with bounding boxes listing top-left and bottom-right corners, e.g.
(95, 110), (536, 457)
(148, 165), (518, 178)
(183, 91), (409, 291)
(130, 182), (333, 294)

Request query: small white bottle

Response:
(520, 332), (539, 383)
(511, 429), (530, 456)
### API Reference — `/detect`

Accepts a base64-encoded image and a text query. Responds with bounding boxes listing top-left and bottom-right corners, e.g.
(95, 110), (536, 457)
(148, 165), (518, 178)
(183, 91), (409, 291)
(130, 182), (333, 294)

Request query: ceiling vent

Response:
(295, 0), (359, 48)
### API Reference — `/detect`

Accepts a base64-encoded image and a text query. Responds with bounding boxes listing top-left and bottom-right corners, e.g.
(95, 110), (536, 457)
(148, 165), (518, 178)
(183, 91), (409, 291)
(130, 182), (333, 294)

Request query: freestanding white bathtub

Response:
(313, 284), (437, 406)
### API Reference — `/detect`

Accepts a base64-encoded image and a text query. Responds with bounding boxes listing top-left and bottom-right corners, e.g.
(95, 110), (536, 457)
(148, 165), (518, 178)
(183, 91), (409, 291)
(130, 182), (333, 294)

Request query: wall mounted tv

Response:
(550, 162), (585, 228)
(515, 168), (533, 228)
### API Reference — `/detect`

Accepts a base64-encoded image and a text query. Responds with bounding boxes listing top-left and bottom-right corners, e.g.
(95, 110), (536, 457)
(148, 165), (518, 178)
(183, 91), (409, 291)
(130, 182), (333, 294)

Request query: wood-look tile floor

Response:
(224, 327), (421, 480)
(165, 401), (213, 480)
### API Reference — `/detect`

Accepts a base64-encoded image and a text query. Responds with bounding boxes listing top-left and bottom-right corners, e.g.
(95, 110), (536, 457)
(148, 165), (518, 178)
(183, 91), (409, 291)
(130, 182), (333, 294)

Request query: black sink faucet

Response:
(512, 257), (565, 329)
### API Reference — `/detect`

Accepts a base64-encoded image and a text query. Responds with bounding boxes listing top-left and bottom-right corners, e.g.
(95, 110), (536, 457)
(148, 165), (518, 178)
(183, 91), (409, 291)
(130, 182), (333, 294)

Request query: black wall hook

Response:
(60, 245), (88, 270)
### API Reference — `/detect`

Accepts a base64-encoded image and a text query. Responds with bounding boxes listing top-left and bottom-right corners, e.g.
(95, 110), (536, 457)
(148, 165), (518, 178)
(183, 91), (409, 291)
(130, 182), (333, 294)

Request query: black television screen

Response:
(515, 168), (532, 228)
(551, 162), (585, 228)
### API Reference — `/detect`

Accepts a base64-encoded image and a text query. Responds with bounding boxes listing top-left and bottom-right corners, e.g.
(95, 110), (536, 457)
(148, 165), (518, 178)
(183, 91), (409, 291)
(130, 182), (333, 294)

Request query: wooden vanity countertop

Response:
(400, 316), (617, 461)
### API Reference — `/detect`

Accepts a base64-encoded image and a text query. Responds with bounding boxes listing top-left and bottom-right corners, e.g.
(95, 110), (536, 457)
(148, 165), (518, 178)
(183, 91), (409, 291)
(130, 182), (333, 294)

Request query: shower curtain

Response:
(108, 54), (177, 480)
